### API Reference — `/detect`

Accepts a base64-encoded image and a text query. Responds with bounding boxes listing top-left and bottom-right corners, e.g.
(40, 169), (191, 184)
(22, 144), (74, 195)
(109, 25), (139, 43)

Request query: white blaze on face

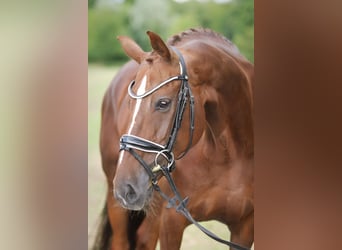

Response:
(117, 150), (125, 166)
(118, 75), (147, 166)
(127, 75), (147, 134)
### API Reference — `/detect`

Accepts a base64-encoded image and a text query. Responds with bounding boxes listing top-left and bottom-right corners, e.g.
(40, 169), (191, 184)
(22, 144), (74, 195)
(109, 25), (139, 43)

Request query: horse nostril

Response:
(125, 184), (138, 203)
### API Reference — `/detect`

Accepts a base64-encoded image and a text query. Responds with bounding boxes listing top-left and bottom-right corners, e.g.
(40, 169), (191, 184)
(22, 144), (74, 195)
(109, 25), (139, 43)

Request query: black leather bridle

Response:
(119, 47), (250, 250)
(120, 47), (194, 184)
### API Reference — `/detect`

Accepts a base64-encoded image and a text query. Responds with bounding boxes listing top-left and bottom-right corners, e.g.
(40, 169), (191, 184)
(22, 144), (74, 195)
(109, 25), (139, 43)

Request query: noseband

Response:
(119, 47), (250, 250)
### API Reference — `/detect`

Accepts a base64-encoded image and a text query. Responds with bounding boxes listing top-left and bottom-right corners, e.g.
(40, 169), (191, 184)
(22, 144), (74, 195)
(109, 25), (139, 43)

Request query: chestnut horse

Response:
(93, 28), (254, 250)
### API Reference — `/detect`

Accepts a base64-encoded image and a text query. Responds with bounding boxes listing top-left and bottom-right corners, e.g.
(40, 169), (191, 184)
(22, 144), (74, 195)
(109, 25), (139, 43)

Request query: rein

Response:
(119, 47), (250, 250)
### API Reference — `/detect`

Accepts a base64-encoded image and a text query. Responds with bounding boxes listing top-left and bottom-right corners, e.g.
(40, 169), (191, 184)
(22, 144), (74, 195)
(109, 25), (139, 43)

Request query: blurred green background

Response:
(88, 0), (253, 249)
(88, 0), (254, 64)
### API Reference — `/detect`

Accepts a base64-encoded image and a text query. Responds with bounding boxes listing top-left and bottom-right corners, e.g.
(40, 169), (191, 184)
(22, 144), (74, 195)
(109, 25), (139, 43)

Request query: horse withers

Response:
(94, 28), (254, 250)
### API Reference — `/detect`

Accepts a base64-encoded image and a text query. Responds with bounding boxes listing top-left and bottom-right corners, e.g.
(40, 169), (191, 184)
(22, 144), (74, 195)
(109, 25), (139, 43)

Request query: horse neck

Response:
(186, 42), (254, 160)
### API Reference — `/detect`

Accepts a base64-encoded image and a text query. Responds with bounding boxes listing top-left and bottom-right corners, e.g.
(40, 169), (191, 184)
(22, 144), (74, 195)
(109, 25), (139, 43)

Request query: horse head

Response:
(113, 31), (205, 210)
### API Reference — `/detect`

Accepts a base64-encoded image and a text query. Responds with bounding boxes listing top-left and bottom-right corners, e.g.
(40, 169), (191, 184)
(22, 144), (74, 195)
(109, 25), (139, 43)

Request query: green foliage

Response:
(233, 25), (254, 62)
(88, 0), (97, 9)
(88, 0), (254, 63)
(88, 8), (130, 63)
(226, 0), (254, 61)
(168, 0), (254, 62)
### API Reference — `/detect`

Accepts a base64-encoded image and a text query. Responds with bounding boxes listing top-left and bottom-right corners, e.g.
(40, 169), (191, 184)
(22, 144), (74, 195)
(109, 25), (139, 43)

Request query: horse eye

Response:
(155, 98), (171, 112)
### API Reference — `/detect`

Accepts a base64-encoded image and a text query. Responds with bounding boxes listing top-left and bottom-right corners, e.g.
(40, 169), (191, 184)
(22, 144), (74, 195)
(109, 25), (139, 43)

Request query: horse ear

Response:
(147, 31), (171, 61)
(117, 36), (146, 64)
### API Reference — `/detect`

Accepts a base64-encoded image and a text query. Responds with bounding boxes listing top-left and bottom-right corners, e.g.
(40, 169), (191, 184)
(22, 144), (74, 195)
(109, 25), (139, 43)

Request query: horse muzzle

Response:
(113, 167), (153, 211)
(114, 184), (150, 211)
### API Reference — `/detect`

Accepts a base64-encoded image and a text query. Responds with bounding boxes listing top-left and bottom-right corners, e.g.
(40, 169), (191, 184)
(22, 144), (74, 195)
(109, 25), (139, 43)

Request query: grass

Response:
(88, 64), (253, 249)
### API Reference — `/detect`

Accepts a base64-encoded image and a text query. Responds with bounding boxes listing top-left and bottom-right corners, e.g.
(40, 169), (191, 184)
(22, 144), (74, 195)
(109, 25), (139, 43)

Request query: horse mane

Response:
(167, 28), (241, 56)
